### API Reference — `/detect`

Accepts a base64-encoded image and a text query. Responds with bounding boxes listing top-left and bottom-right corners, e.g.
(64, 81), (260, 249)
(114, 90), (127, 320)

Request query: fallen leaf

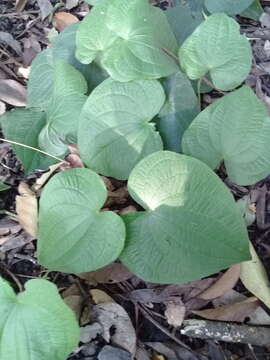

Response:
(64, 295), (83, 320)
(165, 300), (186, 328)
(119, 206), (137, 215)
(153, 356), (165, 360)
(93, 302), (136, 355)
(213, 289), (270, 326)
(16, 182), (37, 237)
(0, 79), (26, 106)
(240, 242), (270, 309)
(79, 263), (132, 285)
(193, 297), (259, 322)
(98, 345), (132, 360)
(33, 162), (62, 191)
(37, 0), (53, 20)
(90, 289), (114, 304)
(15, 0), (27, 12)
(80, 323), (103, 343)
(53, 12), (79, 31)
(198, 264), (240, 300)
(66, 0), (79, 10)
(22, 36), (42, 66)
(0, 32), (22, 55)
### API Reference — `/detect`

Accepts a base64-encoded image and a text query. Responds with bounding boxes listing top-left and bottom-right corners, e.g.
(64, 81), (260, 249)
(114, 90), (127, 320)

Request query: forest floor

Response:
(1, 1), (270, 359)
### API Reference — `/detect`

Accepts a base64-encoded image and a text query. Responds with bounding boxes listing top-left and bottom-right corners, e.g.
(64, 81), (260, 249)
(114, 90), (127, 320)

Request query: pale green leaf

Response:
(0, 108), (55, 174)
(241, 242), (270, 309)
(179, 13), (252, 91)
(120, 151), (250, 284)
(38, 168), (126, 273)
(76, 0), (179, 81)
(205, 0), (254, 15)
(154, 71), (199, 152)
(182, 86), (270, 186)
(0, 278), (79, 360)
(79, 78), (164, 180)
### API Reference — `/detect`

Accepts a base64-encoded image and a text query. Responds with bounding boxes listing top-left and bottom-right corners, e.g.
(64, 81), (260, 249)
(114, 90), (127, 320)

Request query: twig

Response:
(181, 319), (270, 346)
(0, 138), (68, 164)
(0, 10), (40, 18)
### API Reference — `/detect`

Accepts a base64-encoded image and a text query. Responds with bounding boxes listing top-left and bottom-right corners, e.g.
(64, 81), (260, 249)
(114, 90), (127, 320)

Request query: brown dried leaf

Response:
(16, 182), (37, 237)
(165, 300), (186, 328)
(198, 264), (240, 300)
(193, 297), (259, 322)
(15, 0), (27, 12)
(64, 295), (83, 320)
(119, 205), (137, 215)
(79, 263), (132, 285)
(0, 79), (26, 106)
(93, 302), (136, 355)
(90, 289), (114, 304)
(33, 162), (62, 191)
(53, 12), (79, 31)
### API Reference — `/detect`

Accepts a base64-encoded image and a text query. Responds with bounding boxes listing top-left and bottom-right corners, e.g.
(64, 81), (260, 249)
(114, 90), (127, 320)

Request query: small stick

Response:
(181, 319), (270, 346)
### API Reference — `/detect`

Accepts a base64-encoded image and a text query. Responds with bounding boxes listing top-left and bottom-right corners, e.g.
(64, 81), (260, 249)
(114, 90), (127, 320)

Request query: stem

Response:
(197, 78), (202, 109)
(0, 138), (68, 164)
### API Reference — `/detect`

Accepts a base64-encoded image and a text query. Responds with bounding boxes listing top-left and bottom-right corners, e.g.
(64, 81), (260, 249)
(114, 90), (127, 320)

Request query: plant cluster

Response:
(0, 0), (268, 358)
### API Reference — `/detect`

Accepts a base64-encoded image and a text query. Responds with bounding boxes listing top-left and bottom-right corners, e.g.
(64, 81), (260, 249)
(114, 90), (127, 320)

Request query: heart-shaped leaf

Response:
(205, 0), (254, 15)
(182, 86), (270, 186)
(28, 24), (107, 109)
(154, 71), (199, 152)
(78, 78), (165, 180)
(165, 3), (203, 46)
(76, 0), (179, 81)
(0, 108), (55, 174)
(119, 151), (250, 284)
(38, 168), (126, 273)
(178, 13), (252, 91)
(0, 278), (79, 360)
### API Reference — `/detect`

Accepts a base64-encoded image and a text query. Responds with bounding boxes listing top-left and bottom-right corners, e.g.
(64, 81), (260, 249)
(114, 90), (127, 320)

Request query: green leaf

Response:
(27, 49), (54, 109)
(76, 0), (179, 81)
(0, 278), (79, 360)
(38, 168), (126, 273)
(120, 151), (250, 284)
(165, 3), (204, 46)
(241, 0), (263, 21)
(182, 86), (270, 186)
(0, 108), (55, 174)
(53, 22), (108, 91)
(154, 71), (199, 152)
(179, 13), (252, 91)
(241, 242), (270, 309)
(79, 78), (165, 180)
(205, 0), (254, 15)
(0, 184), (10, 192)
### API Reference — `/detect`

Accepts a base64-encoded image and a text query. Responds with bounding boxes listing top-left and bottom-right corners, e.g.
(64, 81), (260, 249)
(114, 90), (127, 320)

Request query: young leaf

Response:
(205, 0), (254, 16)
(120, 151), (250, 284)
(179, 13), (252, 91)
(0, 278), (79, 360)
(182, 86), (270, 186)
(76, 0), (179, 81)
(38, 168), (126, 273)
(0, 108), (55, 174)
(154, 71), (199, 152)
(78, 78), (165, 180)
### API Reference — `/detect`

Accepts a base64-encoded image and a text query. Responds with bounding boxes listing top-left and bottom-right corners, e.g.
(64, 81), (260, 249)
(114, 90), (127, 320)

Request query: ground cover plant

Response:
(0, 0), (269, 358)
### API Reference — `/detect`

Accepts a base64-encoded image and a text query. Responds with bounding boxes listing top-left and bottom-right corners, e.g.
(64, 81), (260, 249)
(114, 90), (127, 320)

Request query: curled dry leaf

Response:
(90, 289), (114, 304)
(53, 12), (79, 32)
(93, 302), (136, 355)
(79, 263), (132, 285)
(193, 297), (259, 322)
(164, 300), (186, 328)
(16, 182), (37, 237)
(33, 162), (62, 191)
(0, 79), (26, 106)
(198, 264), (240, 300)
(240, 242), (270, 309)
